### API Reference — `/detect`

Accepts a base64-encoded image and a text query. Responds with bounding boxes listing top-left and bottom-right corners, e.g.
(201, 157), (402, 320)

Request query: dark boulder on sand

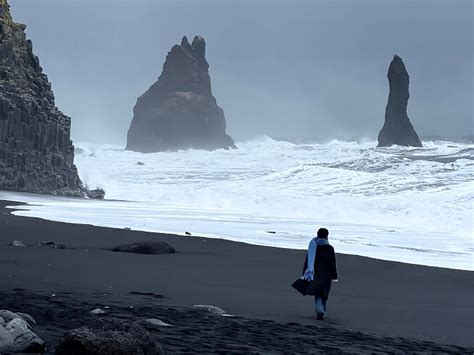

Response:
(126, 35), (236, 152)
(377, 55), (422, 147)
(0, 1), (101, 198)
(55, 318), (163, 355)
(111, 241), (175, 255)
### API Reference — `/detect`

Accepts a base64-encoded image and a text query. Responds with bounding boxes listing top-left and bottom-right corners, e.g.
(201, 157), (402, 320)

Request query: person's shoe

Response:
(316, 313), (326, 320)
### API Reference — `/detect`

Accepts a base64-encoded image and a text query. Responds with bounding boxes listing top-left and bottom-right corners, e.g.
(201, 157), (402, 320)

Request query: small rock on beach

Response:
(8, 240), (25, 247)
(90, 308), (107, 315)
(193, 305), (230, 316)
(38, 241), (67, 249)
(139, 319), (173, 328)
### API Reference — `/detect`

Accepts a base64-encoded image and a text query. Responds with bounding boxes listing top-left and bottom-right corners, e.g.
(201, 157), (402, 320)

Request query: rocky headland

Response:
(126, 35), (235, 152)
(0, 0), (102, 198)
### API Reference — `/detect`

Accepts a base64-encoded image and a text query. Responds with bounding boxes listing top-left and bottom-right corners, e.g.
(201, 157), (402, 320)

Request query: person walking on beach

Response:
(302, 228), (338, 320)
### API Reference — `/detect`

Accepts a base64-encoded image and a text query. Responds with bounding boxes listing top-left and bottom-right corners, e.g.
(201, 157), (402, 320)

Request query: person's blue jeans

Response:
(315, 297), (327, 315)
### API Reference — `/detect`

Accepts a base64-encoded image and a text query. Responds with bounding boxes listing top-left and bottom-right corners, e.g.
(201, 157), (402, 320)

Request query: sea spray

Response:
(2, 137), (472, 270)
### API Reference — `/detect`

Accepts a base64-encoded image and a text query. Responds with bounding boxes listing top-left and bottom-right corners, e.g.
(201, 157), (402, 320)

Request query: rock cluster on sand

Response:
(377, 55), (422, 147)
(0, 310), (45, 353)
(37, 240), (67, 249)
(0, 0), (103, 197)
(55, 317), (163, 354)
(111, 241), (176, 255)
(126, 35), (236, 152)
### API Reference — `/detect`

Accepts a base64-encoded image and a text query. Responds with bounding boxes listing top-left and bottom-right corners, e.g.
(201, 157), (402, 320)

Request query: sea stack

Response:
(0, 0), (95, 197)
(126, 35), (236, 152)
(377, 55), (422, 147)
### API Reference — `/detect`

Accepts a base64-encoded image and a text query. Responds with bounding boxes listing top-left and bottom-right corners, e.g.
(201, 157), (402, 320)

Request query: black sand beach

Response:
(1, 200), (473, 353)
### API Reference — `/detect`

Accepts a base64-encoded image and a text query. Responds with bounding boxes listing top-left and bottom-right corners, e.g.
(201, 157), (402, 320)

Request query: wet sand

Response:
(1, 200), (473, 352)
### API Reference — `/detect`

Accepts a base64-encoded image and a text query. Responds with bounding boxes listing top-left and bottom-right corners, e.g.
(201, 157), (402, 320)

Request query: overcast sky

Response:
(11, 0), (473, 144)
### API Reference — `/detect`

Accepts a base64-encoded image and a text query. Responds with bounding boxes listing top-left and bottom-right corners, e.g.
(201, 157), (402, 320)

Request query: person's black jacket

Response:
(302, 244), (338, 300)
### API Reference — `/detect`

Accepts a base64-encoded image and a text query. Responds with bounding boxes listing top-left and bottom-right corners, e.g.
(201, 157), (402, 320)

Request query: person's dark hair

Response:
(317, 228), (329, 239)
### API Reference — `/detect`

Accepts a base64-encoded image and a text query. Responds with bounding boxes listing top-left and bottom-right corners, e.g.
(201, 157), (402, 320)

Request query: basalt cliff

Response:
(0, 0), (102, 197)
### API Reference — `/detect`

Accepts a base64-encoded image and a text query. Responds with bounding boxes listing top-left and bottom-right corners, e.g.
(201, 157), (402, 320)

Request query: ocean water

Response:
(1, 137), (473, 270)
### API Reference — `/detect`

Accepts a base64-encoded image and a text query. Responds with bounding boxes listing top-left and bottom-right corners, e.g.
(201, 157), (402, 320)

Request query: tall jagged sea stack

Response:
(126, 35), (235, 152)
(377, 55), (422, 147)
(0, 0), (96, 196)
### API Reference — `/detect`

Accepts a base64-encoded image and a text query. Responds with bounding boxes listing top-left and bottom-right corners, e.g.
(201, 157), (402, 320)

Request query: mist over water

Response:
(10, 0), (473, 144)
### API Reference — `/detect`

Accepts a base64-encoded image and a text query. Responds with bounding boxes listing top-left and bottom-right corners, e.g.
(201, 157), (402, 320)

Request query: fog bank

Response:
(11, 0), (473, 144)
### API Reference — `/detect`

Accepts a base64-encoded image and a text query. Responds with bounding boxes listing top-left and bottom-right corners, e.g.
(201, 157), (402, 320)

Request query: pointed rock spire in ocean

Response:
(0, 0), (98, 197)
(126, 35), (236, 152)
(377, 55), (422, 147)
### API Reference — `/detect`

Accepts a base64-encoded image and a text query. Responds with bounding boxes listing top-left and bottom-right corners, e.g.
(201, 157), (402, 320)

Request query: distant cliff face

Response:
(0, 1), (90, 196)
(377, 55), (422, 147)
(126, 35), (236, 152)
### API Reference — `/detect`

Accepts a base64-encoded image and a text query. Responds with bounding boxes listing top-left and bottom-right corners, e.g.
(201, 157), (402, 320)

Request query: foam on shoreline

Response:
(1, 191), (472, 271)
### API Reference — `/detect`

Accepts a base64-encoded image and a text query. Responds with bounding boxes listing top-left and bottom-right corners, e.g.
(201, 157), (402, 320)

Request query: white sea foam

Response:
(1, 137), (473, 270)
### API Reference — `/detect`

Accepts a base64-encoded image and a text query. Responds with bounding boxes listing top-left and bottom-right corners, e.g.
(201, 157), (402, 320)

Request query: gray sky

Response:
(11, 0), (473, 144)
